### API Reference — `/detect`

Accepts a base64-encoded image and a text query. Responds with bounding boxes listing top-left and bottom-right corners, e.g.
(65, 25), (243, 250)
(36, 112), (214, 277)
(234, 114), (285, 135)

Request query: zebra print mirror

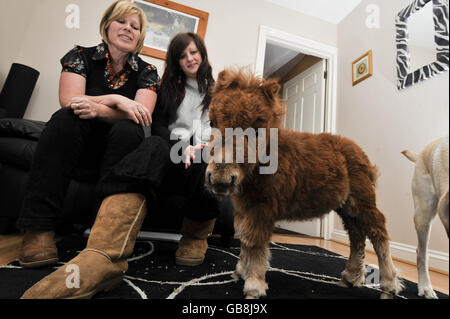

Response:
(396, 0), (449, 90)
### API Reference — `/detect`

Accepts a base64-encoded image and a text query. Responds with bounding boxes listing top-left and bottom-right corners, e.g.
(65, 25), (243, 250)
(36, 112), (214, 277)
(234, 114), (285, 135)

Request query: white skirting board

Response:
(331, 229), (449, 273)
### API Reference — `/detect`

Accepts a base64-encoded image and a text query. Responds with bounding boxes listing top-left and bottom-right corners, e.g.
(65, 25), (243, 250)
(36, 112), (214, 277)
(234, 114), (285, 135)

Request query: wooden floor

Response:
(0, 232), (448, 295)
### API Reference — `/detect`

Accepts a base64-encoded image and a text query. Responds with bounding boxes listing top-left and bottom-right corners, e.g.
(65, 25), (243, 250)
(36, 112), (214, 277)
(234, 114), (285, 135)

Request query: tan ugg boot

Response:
(19, 230), (58, 268)
(175, 218), (216, 266)
(21, 193), (147, 299)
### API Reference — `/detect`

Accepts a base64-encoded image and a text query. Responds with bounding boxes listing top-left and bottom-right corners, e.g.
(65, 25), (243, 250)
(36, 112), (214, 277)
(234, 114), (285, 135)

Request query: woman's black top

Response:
(60, 42), (160, 99)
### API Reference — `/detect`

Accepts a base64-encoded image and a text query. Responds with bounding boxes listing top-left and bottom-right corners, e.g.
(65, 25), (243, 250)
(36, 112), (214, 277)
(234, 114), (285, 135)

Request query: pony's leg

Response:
(343, 168), (402, 298)
(232, 246), (249, 281)
(337, 213), (367, 287)
(365, 208), (403, 299)
(234, 213), (272, 299)
(232, 213), (249, 281)
(241, 242), (270, 299)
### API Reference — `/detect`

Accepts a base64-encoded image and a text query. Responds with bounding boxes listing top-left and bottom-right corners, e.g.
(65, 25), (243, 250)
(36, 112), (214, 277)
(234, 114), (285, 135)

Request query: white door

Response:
(276, 59), (326, 237)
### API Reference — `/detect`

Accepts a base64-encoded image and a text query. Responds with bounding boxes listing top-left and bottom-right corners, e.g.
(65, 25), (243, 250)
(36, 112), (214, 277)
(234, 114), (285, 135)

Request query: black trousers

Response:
(96, 136), (221, 222)
(16, 108), (145, 230)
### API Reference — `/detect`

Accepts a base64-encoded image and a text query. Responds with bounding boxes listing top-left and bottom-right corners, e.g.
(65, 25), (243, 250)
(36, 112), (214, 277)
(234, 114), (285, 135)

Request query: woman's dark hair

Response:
(158, 32), (214, 124)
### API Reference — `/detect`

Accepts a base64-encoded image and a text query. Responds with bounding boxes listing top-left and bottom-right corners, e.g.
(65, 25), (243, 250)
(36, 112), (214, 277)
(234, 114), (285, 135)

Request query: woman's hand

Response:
(184, 143), (207, 169)
(67, 97), (98, 119)
(59, 73), (155, 125)
(115, 95), (152, 127)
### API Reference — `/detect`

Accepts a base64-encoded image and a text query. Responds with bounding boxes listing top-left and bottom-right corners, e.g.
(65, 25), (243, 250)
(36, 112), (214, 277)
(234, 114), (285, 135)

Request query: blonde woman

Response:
(17, 0), (159, 294)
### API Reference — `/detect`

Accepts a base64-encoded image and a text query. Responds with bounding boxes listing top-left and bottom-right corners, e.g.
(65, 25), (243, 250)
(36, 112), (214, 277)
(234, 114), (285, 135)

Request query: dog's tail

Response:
(401, 150), (419, 163)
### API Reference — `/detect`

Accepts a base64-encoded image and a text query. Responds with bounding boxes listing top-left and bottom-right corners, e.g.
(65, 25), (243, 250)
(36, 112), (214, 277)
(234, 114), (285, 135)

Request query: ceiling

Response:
(262, 0), (361, 79)
(263, 43), (305, 78)
(264, 0), (362, 24)
(264, 43), (298, 76)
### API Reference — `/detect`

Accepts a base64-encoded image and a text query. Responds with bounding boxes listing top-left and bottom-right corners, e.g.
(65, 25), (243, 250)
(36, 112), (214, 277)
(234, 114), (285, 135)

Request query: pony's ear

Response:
(260, 78), (281, 103)
(215, 69), (239, 91)
(217, 69), (230, 82)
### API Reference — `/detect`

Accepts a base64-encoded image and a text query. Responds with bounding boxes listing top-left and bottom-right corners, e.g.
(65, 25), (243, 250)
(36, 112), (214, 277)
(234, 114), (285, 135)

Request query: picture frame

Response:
(134, 0), (209, 60)
(352, 50), (373, 86)
(395, 0), (449, 90)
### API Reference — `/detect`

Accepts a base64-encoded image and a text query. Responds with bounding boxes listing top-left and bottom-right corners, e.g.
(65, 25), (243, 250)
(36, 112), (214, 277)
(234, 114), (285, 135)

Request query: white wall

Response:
(0, 0), (337, 122)
(0, 0), (113, 121)
(334, 0), (449, 269)
(1, 0), (447, 269)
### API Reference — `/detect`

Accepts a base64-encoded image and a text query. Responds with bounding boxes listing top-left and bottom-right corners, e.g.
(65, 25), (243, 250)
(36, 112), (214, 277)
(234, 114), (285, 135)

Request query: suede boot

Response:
(21, 193), (147, 299)
(19, 230), (58, 268)
(175, 218), (216, 266)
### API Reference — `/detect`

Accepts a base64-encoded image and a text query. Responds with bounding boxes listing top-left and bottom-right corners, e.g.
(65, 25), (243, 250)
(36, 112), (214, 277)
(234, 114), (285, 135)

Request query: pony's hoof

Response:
(231, 271), (240, 281)
(380, 292), (394, 299)
(337, 278), (353, 288)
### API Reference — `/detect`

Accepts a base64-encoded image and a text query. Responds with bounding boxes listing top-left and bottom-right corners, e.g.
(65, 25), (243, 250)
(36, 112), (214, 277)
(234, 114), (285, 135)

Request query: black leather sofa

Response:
(0, 118), (234, 244)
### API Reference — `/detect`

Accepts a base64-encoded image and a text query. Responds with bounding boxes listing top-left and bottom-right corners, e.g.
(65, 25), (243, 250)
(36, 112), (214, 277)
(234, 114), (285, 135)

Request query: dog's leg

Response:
(364, 208), (403, 299)
(412, 170), (439, 299)
(437, 190), (449, 237)
(413, 188), (439, 299)
(337, 214), (366, 288)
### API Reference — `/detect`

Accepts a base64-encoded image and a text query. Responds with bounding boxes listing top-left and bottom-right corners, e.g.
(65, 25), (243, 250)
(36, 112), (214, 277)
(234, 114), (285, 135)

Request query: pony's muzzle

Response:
(205, 168), (237, 197)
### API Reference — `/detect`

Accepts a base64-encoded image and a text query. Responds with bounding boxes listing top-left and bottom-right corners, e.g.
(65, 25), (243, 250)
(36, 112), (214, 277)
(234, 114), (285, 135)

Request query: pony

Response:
(204, 68), (403, 299)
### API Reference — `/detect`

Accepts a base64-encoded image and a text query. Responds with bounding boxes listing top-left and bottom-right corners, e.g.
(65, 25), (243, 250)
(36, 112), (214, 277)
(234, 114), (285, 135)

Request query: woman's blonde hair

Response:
(99, 0), (147, 54)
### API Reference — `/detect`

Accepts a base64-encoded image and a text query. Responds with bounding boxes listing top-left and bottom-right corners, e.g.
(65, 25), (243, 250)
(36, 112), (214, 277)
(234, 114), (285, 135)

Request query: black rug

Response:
(0, 235), (448, 299)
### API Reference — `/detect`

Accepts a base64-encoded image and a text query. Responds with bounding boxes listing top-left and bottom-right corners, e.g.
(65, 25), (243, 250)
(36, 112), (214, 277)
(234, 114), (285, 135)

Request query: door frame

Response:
(255, 25), (338, 240)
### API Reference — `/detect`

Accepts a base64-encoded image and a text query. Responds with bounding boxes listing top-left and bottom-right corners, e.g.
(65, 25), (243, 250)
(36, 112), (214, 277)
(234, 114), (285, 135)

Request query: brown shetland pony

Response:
(205, 68), (403, 299)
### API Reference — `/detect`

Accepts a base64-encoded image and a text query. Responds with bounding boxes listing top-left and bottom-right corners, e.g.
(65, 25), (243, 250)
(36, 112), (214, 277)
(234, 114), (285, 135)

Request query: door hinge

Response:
(323, 71), (327, 79)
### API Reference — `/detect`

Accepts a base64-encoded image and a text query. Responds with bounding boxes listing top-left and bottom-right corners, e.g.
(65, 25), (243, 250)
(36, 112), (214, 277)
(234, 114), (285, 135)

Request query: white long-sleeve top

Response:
(168, 78), (211, 145)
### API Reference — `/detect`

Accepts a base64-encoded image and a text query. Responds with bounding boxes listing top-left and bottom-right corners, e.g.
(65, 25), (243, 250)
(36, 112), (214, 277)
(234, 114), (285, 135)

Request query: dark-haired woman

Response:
(151, 32), (217, 267)
(21, 32), (220, 299)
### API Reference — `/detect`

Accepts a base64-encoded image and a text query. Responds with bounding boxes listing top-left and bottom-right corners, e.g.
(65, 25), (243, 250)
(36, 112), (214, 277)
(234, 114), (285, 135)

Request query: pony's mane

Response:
(213, 67), (265, 94)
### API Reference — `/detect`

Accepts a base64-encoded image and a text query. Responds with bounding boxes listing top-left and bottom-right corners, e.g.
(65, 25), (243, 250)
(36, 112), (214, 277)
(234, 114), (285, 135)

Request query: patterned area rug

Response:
(0, 235), (448, 299)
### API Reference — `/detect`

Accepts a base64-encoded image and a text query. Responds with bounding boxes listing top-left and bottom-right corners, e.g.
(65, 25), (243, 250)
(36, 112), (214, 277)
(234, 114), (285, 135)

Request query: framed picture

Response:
(134, 0), (209, 60)
(352, 50), (373, 86)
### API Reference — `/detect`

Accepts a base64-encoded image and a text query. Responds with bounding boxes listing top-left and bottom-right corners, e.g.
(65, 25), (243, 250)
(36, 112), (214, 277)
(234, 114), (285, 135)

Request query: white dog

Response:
(402, 136), (449, 299)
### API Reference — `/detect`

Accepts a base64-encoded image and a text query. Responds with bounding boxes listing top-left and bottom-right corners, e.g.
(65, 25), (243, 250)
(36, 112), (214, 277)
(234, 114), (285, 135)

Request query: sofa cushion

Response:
(0, 118), (45, 140)
(0, 137), (36, 170)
